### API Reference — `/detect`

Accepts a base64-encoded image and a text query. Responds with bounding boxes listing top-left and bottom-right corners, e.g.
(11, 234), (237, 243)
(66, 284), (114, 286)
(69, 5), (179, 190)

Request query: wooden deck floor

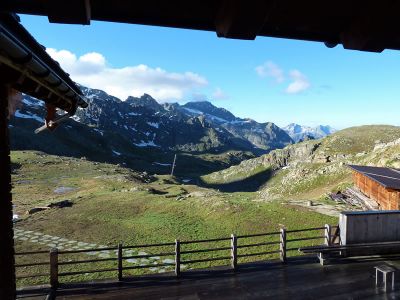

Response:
(17, 256), (400, 299)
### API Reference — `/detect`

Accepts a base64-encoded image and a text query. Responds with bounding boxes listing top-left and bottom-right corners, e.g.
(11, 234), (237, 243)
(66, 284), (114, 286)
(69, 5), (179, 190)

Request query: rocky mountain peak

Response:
(80, 86), (121, 103)
(283, 123), (336, 142)
(182, 101), (236, 122)
(125, 94), (162, 111)
(285, 123), (304, 134)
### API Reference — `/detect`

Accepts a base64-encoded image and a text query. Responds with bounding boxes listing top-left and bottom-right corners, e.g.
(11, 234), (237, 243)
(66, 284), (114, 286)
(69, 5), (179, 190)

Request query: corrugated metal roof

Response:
(0, 13), (87, 113)
(348, 165), (400, 190)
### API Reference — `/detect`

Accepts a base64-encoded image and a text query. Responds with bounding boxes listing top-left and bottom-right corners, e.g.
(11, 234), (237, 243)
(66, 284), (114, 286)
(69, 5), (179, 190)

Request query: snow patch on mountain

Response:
(147, 122), (159, 129)
(14, 110), (44, 123)
(283, 123), (336, 142)
(134, 140), (160, 148)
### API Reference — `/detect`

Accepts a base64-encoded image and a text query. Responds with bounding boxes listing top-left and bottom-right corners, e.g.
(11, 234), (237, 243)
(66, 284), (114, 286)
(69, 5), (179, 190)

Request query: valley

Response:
(10, 88), (400, 287)
(12, 150), (336, 286)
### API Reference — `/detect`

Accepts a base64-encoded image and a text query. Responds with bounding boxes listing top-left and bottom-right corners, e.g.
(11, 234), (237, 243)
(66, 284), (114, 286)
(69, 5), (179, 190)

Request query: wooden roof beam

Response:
(215, 0), (273, 40)
(47, 0), (91, 25)
(340, 1), (400, 52)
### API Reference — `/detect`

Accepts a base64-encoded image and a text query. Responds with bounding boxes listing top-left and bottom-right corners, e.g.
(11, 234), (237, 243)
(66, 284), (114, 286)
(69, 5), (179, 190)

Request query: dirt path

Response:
(287, 200), (352, 217)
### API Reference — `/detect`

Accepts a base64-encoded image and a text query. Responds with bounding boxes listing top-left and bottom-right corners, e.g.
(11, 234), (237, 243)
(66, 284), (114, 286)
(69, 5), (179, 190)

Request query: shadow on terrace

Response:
(17, 255), (400, 299)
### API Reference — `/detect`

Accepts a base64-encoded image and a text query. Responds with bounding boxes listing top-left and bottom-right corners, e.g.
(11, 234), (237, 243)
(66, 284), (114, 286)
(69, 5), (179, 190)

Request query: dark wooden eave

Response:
(3, 0), (400, 52)
(0, 13), (87, 114)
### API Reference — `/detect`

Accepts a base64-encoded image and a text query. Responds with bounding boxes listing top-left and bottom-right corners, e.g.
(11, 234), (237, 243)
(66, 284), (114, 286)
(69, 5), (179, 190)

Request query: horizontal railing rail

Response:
(287, 236), (325, 243)
(180, 246), (231, 254)
(181, 256), (231, 264)
(15, 224), (333, 287)
(15, 261), (50, 268)
(237, 250), (281, 258)
(237, 241), (280, 249)
(180, 237), (231, 244)
(59, 268), (118, 277)
(122, 242), (175, 249)
(286, 227), (326, 233)
(123, 263), (175, 271)
(236, 231), (281, 238)
(58, 246), (117, 254)
(123, 252), (175, 259)
(58, 257), (117, 265)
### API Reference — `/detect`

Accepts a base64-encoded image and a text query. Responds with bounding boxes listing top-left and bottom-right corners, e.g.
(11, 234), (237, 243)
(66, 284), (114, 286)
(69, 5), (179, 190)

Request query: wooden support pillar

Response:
(117, 243), (123, 281)
(324, 224), (332, 246)
(0, 84), (16, 300)
(175, 239), (180, 277)
(280, 228), (287, 263)
(231, 234), (237, 271)
(50, 248), (59, 289)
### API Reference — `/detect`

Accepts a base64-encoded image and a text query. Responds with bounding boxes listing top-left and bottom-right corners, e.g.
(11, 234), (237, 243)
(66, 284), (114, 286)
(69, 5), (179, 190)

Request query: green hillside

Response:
(202, 125), (400, 200)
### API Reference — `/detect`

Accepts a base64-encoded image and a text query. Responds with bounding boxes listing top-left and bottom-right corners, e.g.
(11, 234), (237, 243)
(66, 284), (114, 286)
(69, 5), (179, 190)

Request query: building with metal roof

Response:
(348, 165), (400, 210)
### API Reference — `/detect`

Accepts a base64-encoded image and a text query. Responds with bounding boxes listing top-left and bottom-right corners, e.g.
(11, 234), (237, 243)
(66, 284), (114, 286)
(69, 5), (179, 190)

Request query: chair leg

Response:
(376, 269), (378, 285)
(392, 272), (395, 290)
(384, 273), (387, 291)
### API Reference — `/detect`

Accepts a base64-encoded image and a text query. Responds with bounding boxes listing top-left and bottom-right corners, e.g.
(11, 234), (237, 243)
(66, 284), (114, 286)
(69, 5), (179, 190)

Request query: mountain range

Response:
(75, 85), (295, 154)
(283, 123), (337, 142)
(9, 85), (335, 176)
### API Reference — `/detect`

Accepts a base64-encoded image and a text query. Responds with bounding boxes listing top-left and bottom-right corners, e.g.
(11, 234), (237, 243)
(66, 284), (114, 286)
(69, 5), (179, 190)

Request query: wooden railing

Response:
(15, 224), (337, 288)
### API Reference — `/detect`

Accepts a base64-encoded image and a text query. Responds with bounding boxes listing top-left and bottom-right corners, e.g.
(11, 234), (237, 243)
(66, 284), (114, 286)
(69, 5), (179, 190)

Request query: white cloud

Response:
(255, 61), (312, 94)
(255, 61), (285, 83)
(285, 70), (310, 94)
(212, 87), (229, 100)
(191, 92), (208, 102)
(46, 48), (208, 101)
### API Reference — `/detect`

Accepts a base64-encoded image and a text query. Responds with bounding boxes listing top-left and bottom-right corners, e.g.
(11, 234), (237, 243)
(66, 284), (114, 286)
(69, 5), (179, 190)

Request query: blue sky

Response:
(20, 15), (400, 129)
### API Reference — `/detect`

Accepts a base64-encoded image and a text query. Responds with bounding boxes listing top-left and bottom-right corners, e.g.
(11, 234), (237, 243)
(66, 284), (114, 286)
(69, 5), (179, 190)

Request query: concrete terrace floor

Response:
(17, 256), (400, 300)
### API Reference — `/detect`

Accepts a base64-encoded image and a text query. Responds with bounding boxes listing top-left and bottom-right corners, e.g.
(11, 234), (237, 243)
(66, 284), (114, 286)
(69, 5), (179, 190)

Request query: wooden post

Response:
(0, 84), (16, 300)
(117, 243), (123, 281)
(175, 239), (181, 277)
(324, 224), (332, 246)
(50, 248), (59, 289)
(231, 234), (237, 270)
(280, 228), (287, 263)
(170, 154), (177, 176)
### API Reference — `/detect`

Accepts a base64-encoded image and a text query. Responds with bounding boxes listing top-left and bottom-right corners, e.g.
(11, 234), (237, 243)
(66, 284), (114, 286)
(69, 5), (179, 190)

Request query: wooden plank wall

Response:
(352, 171), (400, 210)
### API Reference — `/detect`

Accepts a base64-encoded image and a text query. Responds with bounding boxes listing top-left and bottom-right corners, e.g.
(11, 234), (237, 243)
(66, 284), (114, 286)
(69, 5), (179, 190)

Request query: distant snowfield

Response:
(147, 121), (159, 128)
(152, 162), (171, 166)
(112, 149), (121, 156)
(14, 110), (44, 123)
(127, 112), (141, 116)
(134, 140), (160, 147)
(182, 107), (230, 123)
(22, 98), (43, 107)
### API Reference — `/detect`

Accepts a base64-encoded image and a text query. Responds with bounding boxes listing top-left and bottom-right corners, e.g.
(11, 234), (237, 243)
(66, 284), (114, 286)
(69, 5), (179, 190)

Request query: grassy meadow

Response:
(12, 150), (337, 286)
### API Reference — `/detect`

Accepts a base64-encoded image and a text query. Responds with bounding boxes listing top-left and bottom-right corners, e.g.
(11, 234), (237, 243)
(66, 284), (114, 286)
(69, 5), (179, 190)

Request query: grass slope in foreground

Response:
(12, 150), (336, 286)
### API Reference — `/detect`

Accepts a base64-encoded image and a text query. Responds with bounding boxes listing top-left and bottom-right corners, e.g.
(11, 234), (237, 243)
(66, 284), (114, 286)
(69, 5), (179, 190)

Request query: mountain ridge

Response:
(283, 123), (337, 142)
(9, 85), (336, 177)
